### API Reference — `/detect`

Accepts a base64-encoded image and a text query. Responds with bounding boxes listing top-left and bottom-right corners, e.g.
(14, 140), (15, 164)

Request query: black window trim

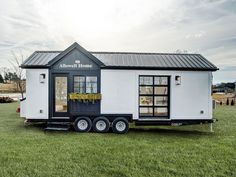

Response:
(139, 75), (170, 119)
(73, 75), (86, 93)
(73, 75), (98, 94)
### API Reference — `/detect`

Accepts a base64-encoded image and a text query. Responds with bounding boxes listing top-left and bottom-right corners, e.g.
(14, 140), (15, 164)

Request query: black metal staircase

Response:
(45, 122), (71, 131)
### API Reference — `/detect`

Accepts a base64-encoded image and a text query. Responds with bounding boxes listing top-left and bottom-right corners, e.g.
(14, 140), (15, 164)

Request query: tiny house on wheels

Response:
(20, 42), (218, 133)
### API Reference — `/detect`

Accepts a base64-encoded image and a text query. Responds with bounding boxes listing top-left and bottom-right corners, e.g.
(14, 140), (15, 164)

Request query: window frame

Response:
(73, 75), (98, 94)
(139, 75), (170, 119)
(86, 76), (98, 94)
(73, 76), (86, 93)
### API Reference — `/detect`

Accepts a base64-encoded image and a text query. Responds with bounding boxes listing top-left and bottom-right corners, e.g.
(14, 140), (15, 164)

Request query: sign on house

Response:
(59, 60), (93, 69)
(53, 49), (99, 70)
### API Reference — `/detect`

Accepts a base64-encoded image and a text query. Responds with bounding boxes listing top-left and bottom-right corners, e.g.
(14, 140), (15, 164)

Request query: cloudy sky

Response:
(0, 0), (236, 83)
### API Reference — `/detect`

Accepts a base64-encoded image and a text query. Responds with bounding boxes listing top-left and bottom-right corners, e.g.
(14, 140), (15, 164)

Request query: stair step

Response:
(47, 122), (71, 125)
(45, 126), (70, 131)
(45, 121), (71, 131)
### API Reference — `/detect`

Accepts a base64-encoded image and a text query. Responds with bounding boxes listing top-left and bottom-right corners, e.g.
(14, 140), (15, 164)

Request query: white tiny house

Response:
(20, 42), (218, 133)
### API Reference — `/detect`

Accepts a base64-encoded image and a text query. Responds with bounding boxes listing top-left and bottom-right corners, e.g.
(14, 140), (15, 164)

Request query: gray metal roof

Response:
(91, 52), (218, 70)
(21, 51), (218, 71)
(22, 51), (60, 67)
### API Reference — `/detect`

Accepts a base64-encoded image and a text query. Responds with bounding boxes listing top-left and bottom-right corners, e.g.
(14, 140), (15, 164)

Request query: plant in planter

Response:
(69, 93), (102, 103)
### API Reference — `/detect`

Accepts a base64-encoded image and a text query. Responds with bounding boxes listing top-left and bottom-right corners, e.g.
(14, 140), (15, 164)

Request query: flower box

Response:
(69, 93), (102, 103)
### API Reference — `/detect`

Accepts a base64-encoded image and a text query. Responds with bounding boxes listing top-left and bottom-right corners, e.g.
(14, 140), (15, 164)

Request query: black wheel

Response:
(112, 117), (129, 134)
(74, 117), (92, 132)
(93, 117), (110, 133)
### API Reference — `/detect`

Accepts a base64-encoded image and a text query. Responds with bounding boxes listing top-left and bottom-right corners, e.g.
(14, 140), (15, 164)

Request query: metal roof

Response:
(21, 50), (218, 71)
(91, 52), (218, 70)
(22, 51), (60, 67)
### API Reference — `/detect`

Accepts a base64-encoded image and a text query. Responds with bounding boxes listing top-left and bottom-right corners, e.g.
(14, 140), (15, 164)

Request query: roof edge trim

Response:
(101, 66), (219, 71)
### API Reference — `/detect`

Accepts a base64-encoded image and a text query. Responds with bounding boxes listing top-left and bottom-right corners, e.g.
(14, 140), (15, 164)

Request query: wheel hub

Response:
(116, 121), (126, 132)
(96, 120), (106, 131)
(77, 120), (88, 130)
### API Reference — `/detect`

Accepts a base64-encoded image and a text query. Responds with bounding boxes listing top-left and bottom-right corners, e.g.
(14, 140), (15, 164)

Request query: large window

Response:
(139, 76), (170, 118)
(74, 76), (98, 93)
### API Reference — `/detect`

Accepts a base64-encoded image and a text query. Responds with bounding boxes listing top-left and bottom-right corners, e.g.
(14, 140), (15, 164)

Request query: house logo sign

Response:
(59, 60), (93, 69)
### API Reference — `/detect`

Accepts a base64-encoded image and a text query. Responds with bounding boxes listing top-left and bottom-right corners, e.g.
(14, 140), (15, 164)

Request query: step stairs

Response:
(45, 122), (71, 131)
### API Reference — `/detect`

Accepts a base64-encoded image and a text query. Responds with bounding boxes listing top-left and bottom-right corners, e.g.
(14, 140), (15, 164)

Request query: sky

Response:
(0, 0), (236, 83)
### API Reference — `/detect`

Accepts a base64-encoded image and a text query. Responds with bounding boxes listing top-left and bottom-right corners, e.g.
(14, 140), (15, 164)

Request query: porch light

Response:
(175, 75), (181, 85)
(39, 74), (46, 83)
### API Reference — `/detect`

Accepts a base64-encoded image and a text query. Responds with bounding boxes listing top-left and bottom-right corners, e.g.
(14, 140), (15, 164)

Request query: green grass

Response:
(0, 103), (235, 177)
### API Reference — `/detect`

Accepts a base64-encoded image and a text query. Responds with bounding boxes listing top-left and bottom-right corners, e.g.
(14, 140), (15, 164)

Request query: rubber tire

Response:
(93, 117), (110, 133)
(112, 117), (129, 134)
(74, 117), (92, 132)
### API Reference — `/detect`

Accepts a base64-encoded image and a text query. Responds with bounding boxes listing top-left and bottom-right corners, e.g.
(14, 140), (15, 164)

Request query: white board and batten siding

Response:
(24, 69), (49, 119)
(23, 68), (213, 120)
(101, 69), (213, 120)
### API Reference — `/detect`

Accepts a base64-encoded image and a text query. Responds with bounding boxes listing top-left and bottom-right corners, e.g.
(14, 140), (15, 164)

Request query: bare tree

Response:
(9, 51), (25, 99)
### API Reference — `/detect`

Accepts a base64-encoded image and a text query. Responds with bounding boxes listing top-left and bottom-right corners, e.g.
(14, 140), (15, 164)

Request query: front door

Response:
(52, 74), (69, 118)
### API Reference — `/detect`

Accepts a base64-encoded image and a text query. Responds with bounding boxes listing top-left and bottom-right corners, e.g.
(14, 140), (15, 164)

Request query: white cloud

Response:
(0, 0), (235, 83)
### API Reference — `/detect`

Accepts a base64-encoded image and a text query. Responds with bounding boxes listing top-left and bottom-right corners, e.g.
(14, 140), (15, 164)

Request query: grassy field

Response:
(0, 82), (25, 93)
(0, 103), (235, 177)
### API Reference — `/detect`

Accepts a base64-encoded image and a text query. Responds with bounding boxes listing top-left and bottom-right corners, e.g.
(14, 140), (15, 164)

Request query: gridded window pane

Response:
(86, 76), (97, 83)
(154, 107), (168, 116)
(139, 86), (153, 95)
(139, 76), (169, 118)
(140, 96), (153, 106)
(86, 76), (97, 93)
(154, 96), (168, 106)
(154, 77), (168, 85)
(140, 107), (153, 117)
(74, 76), (85, 93)
(74, 83), (85, 93)
(154, 87), (168, 95)
(75, 76), (85, 82)
(139, 76), (153, 85)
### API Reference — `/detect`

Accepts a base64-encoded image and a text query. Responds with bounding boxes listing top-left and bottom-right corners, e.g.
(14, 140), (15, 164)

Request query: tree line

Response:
(0, 51), (25, 98)
(0, 71), (25, 84)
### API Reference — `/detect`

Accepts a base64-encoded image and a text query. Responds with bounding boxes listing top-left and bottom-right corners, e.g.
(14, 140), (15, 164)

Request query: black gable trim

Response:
(48, 42), (105, 68)
(20, 65), (49, 69)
